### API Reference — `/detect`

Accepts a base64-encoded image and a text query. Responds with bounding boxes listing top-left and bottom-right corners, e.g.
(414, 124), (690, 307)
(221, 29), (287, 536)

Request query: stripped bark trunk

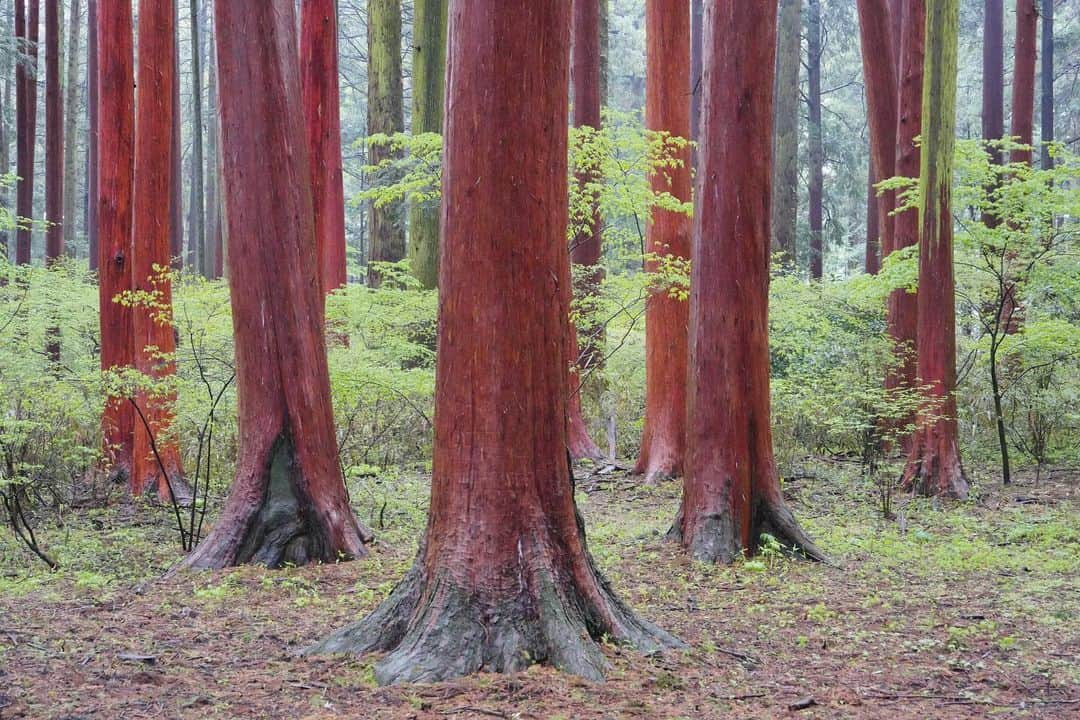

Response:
(308, 2), (679, 683)
(635, 0), (690, 483)
(672, 0), (823, 563)
(185, 0), (371, 569)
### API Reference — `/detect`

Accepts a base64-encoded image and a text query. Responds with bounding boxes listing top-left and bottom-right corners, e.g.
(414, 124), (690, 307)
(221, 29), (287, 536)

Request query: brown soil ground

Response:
(1, 464), (1077, 719)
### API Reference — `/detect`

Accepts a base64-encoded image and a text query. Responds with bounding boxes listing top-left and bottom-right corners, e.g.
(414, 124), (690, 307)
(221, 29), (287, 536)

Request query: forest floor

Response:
(0, 461), (1078, 720)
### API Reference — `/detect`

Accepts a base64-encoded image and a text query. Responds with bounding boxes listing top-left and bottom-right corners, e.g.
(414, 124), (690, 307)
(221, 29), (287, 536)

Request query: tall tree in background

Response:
(772, 0), (801, 266)
(672, 0), (823, 563)
(902, 0), (968, 499)
(887, 0), (924, 432)
(15, 0), (38, 265)
(185, 0), (371, 569)
(301, 0), (348, 296)
(567, 0), (604, 462)
(635, 0), (690, 483)
(1040, 0), (1053, 169)
(130, 0), (184, 500)
(366, 0), (404, 288)
(97, 0), (135, 481)
(61, 0), (80, 255)
(690, 0), (702, 147)
(309, 2), (677, 683)
(43, 0), (61, 265)
(406, 0), (446, 289)
(983, 0), (1004, 165)
(86, 0), (97, 270)
(205, 11), (223, 279)
(856, 0), (897, 275)
(806, 0), (824, 279)
(187, 0), (205, 274)
(1010, 0), (1037, 165)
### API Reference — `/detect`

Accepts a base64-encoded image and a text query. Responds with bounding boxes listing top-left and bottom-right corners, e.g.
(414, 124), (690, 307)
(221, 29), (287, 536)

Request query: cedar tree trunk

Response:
(97, 0), (134, 480)
(856, 0), (897, 273)
(86, 0), (97, 271)
(886, 0), (924, 426)
(634, 0), (690, 483)
(365, 0), (405, 287)
(184, 0), (372, 569)
(901, 0), (968, 499)
(1009, 0), (1037, 165)
(806, 0), (824, 279)
(15, 0), (38, 265)
(62, 0), (80, 255)
(44, 0), (60, 264)
(131, 0), (185, 500)
(308, 0), (679, 684)
(187, 0), (205, 275)
(671, 0), (824, 563)
(1039, 0), (1052, 169)
(772, 0), (801, 267)
(406, 0), (446, 289)
(983, 0), (1004, 164)
(301, 0), (348, 297)
(690, 0), (702, 148)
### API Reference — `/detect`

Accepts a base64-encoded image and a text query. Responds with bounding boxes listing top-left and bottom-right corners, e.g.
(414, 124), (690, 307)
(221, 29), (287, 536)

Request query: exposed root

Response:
(306, 559), (680, 685)
(668, 499), (827, 564)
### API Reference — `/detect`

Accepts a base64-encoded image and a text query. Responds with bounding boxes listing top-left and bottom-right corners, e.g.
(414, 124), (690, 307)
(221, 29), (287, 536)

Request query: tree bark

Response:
(806, 0), (824, 280)
(187, 0), (204, 275)
(690, 0), (702, 149)
(301, 0), (349, 297)
(86, 0), (97, 271)
(635, 0), (690, 484)
(205, 6), (223, 279)
(61, 0), (79, 256)
(856, 0), (897, 274)
(365, 0), (405, 288)
(566, 0), (604, 462)
(43, 0), (60, 265)
(1009, 0), (1037, 165)
(185, 0), (372, 569)
(865, 163), (879, 273)
(405, 0), (446, 289)
(886, 0), (924, 438)
(772, 0), (801, 267)
(672, 0), (824, 564)
(901, 0), (968, 499)
(170, 5), (183, 269)
(308, 2), (678, 683)
(15, 0), (38, 265)
(97, 0), (135, 482)
(982, 0), (1004, 164)
(1039, 0), (1052, 170)
(130, 0), (185, 501)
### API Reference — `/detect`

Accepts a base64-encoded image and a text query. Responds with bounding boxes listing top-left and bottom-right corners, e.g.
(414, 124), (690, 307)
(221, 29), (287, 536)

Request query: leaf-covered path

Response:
(1, 466), (1077, 719)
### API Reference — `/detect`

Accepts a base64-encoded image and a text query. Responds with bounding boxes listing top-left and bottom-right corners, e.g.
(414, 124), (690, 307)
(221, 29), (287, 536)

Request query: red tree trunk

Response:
(309, 0), (678, 684)
(170, 13), (183, 270)
(672, 0), (823, 563)
(1009, 0), (1037, 164)
(301, 0), (348, 297)
(856, 0), (897, 271)
(97, 0), (135, 481)
(886, 0), (924, 432)
(634, 0), (690, 483)
(566, 0), (604, 461)
(44, 0), (61, 264)
(690, 0), (703, 147)
(184, 0), (371, 569)
(87, 0), (99, 272)
(901, 0), (968, 499)
(866, 164), (879, 274)
(131, 0), (185, 501)
(807, 0), (824, 279)
(982, 0), (1004, 164)
(15, 0), (38, 265)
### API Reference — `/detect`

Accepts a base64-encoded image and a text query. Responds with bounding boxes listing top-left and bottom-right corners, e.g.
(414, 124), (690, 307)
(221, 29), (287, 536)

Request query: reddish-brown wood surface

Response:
(15, 0), (38, 265)
(1010, 0), (1038, 165)
(673, 0), (822, 563)
(131, 0), (184, 500)
(634, 0), (690, 483)
(309, 0), (676, 684)
(856, 0), (897, 271)
(301, 0), (348, 296)
(97, 0), (135, 480)
(44, 0), (62, 265)
(87, 0), (99, 271)
(185, 0), (369, 569)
